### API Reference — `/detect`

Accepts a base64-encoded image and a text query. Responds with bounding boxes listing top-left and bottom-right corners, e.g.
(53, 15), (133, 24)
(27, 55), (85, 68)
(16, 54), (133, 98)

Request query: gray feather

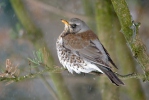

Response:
(97, 66), (124, 86)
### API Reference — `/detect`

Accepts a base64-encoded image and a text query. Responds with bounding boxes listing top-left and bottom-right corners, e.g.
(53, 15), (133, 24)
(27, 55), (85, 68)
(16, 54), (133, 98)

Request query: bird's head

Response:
(61, 18), (89, 34)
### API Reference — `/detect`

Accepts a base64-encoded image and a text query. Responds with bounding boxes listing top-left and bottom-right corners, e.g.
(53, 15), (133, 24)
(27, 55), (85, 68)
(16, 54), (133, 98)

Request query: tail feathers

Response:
(99, 67), (124, 86)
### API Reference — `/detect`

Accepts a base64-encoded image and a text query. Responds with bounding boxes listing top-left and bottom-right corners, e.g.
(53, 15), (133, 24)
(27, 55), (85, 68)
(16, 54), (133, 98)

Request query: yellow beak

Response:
(61, 19), (69, 25)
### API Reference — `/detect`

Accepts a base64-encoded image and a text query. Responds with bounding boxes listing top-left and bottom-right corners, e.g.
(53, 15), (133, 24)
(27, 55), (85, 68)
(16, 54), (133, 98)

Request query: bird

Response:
(56, 18), (124, 86)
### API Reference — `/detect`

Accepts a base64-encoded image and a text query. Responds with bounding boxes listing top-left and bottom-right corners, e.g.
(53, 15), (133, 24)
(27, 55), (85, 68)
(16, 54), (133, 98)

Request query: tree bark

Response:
(95, 0), (119, 100)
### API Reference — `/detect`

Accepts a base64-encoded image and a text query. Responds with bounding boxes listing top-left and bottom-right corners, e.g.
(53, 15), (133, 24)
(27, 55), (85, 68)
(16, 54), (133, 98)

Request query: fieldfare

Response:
(56, 18), (124, 86)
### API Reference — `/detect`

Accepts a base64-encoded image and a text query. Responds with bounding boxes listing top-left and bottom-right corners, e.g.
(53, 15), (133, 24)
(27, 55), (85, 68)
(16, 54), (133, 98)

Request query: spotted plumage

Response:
(56, 18), (124, 86)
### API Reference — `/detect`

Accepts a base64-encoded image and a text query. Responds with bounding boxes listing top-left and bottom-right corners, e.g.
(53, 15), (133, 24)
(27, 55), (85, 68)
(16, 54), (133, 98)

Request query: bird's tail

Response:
(99, 66), (124, 86)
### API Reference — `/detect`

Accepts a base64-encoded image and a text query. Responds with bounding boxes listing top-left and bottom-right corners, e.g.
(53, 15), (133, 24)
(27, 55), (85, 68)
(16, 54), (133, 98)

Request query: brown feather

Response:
(63, 30), (112, 69)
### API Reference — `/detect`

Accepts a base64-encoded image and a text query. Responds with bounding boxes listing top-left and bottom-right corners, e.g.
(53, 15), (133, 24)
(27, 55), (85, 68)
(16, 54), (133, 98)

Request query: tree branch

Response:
(111, 0), (149, 81)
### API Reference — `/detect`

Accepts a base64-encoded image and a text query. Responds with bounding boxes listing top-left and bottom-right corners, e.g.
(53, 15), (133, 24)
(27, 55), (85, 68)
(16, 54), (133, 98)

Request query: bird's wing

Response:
(63, 31), (116, 69)
(101, 44), (118, 69)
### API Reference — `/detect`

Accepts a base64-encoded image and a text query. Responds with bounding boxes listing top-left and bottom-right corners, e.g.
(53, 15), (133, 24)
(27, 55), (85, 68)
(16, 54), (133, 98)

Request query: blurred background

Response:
(0, 0), (149, 100)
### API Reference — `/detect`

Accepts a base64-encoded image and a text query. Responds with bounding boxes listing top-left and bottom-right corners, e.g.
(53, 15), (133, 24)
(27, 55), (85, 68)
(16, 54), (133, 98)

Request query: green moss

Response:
(111, 0), (149, 76)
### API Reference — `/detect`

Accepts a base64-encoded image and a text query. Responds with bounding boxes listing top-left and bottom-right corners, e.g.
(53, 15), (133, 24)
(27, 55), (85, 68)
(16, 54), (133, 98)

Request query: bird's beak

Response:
(61, 19), (69, 25)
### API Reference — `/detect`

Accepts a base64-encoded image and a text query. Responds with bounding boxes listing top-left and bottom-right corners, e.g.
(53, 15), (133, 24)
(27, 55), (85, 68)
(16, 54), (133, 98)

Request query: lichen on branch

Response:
(111, 0), (149, 81)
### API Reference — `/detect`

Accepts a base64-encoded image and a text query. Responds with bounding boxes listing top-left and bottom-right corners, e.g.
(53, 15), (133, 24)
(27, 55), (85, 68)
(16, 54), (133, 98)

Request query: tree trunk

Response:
(95, 0), (119, 100)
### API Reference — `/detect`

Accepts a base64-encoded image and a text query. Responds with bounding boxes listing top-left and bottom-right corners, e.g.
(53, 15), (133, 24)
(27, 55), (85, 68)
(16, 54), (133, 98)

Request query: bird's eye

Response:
(71, 24), (77, 28)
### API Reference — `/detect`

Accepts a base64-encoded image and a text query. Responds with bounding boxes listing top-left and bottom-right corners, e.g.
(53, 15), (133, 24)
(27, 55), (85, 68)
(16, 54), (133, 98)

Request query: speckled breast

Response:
(56, 37), (86, 74)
